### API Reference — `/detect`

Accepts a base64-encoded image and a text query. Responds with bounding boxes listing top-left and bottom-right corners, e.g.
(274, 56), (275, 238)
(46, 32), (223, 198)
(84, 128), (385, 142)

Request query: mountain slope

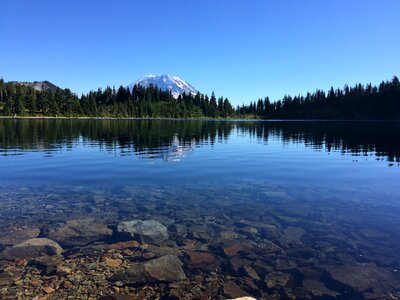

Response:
(11, 81), (60, 92)
(128, 74), (199, 98)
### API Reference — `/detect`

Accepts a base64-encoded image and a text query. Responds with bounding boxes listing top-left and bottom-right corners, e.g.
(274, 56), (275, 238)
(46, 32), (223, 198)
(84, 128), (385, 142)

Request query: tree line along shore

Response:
(0, 76), (399, 120)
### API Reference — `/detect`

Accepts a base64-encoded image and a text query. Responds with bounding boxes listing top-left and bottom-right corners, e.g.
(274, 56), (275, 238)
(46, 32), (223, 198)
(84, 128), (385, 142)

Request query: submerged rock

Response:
(48, 218), (112, 247)
(109, 255), (185, 285)
(107, 241), (140, 250)
(303, 279), (339, 297)
(0, 228), (40, 246)
(30, 255), (64, 268)
(322, 263), (397, 294)
(265, 271), (291, 288)
(146, 244), (182, 257)
(99, 295), (136, 300)
(240, 264), (260, 281)
(103, 257), (123, 268)
(184, 250), (216, 269)
(117, 220), (168, 244)
(284, 226), (306, 240)
(223, 281), (251, 298)
(0, 238), (63, 260)
(223, 243), (249, 257)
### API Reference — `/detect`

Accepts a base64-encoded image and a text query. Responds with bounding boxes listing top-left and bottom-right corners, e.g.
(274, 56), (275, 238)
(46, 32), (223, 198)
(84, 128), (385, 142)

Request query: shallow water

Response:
(0, 119), (400, 299)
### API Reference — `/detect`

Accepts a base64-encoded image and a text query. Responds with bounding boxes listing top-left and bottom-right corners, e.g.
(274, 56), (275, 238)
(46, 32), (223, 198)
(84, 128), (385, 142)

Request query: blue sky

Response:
(1, 0), (399, 106)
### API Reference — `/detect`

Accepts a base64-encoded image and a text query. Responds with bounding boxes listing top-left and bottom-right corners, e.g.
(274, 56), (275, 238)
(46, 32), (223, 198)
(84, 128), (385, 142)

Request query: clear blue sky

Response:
(1, 0), (399, 105)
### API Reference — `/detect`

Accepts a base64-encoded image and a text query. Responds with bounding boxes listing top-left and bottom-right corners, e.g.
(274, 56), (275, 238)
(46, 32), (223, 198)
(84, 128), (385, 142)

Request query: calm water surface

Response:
(0, 119), (399, 299)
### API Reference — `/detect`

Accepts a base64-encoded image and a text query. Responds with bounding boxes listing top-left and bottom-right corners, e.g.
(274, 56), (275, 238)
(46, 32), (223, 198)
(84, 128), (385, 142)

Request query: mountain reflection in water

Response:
(0, 119), (399, 163)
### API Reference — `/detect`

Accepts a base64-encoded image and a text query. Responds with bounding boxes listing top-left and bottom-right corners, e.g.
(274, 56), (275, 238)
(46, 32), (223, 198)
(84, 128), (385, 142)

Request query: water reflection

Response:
(0, 119), (399, 163)
(1, 119), (400, 299)
(139, 135), (196, 162)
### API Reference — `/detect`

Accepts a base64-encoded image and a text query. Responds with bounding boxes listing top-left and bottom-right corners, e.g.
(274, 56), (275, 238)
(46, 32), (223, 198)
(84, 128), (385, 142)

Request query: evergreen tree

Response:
(25, 90), (37, 114)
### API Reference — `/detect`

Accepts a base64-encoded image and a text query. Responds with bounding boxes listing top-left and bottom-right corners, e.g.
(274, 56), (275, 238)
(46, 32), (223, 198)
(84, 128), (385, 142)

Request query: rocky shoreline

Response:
(0, 219), (262, 300)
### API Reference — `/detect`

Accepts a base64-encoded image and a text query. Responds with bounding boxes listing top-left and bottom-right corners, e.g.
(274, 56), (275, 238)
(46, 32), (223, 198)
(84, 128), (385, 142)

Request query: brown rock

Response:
(4, 266), (23, 277)
(253, 260), (273, 276)
(180, 239), (196, 248)
(122, 249), (134, 256)
(184, 251), (215, 268)
(43, 286), (55, 294)
(15, 258), (28, 266)
(30, 279), (42, 286)
(107, 241), (140, 250)
(56, 265), (72, 274)
(223, 281), (251, 298)
(230, 257), (249, 274)
(142, 252), (155, 259)
(242, 277), (259, 291)
(98, 295), (136, 300)
(105, 257), (123, 267)
(223, 243), (246, 256)
(63, 281), (73, 289)
(265, 271), (291, 288)
(241, 265), (260, 281)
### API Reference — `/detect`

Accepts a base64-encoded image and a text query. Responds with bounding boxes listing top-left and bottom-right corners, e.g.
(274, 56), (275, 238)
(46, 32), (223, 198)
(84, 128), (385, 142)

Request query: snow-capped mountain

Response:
(128, 74), (199, 99)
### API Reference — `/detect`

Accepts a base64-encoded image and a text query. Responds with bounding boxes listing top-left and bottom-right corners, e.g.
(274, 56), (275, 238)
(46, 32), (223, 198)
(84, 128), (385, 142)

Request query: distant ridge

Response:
(11, 80), (59, 92)
(128, 74), (199, 99)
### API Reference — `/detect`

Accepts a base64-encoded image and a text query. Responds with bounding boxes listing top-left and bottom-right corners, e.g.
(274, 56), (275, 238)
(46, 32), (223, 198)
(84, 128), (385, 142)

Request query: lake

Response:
(0, 119), (399, 299)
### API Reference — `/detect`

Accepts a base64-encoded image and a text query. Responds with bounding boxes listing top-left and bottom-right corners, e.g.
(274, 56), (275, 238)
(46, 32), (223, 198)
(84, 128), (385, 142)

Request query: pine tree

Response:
(25, 90), (37, 114)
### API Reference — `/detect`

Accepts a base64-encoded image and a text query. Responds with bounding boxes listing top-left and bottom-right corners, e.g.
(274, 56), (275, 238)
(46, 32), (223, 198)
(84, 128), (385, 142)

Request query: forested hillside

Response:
(0, 79), (235, 118)
(1, 77), (399, 120)
(238, 77), (400, 120)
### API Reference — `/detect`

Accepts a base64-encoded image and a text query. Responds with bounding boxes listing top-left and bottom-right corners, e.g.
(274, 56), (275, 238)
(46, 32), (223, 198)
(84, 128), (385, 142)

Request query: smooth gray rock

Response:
(109, 255), (185, 285)
(117, 220), (168, 244)
(47, 218), (112, 247)
(0, 238), (63, 260)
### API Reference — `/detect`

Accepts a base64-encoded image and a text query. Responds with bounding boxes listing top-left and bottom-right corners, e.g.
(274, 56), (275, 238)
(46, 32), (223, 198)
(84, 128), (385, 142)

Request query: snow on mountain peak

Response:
(128, 74), (199, 99)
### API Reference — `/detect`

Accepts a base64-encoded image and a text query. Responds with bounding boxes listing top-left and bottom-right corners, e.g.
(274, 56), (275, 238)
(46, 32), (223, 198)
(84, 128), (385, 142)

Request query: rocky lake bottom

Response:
(0, 183), (399, 300)
(1, 119), (400, 299)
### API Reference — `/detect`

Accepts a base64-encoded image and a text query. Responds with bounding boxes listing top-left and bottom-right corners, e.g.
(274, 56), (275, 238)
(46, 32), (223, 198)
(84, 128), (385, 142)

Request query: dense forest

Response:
(238, 76), (400, 120)
(1, 76), (399, 119)
(0, 79), (235, 118)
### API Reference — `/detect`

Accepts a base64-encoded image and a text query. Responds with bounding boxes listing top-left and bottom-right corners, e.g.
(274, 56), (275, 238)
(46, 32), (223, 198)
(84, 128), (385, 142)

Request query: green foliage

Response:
(238, 76), (400, 120)
(1, 76), (399, 120)
(0, 81), (237, 118)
